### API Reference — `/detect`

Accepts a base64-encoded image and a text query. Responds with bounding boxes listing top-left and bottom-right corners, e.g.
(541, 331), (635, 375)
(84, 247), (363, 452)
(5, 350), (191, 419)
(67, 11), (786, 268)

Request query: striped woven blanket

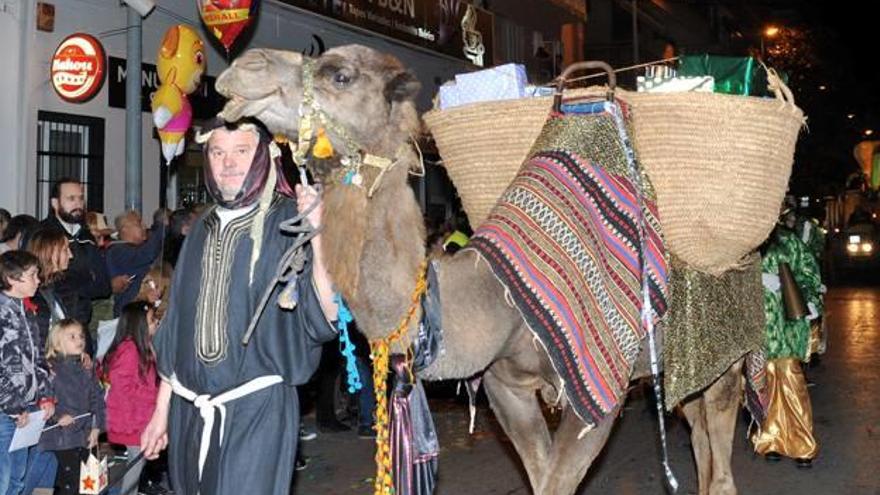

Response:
(467, 99), (669, 427)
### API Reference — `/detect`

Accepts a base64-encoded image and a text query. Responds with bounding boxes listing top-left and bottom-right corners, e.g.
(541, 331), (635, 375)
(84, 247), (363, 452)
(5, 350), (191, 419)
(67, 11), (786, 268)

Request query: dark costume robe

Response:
(154, 195), (336, 494)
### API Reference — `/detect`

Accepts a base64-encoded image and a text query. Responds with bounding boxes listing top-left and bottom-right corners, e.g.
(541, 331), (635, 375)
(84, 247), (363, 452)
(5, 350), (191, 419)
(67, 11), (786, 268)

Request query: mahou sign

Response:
(51, 33), (106, 103)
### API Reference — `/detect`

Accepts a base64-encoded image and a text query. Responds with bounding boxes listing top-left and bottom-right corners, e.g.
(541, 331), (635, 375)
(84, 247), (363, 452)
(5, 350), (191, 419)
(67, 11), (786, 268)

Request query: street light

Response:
(866, 129), (875, 137)
(761, 25), (780, 58)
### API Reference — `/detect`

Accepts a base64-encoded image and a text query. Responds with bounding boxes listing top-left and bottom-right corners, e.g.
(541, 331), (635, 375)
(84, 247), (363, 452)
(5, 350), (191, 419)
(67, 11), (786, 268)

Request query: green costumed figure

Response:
(751, 226), (822, 466)
(786, 199), (828, 356)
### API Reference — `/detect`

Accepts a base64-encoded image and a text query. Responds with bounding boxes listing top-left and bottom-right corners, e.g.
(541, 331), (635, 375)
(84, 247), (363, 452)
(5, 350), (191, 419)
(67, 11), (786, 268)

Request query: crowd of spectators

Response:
(0, 178), (196, 495)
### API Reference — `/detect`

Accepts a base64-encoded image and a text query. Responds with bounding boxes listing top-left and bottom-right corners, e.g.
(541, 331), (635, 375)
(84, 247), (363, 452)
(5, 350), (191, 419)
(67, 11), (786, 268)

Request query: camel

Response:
(214, 45), (745, 494)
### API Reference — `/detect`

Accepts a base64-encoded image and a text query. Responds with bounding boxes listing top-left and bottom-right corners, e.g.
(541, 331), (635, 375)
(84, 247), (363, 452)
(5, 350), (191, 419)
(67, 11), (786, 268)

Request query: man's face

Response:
(207, 128), (258, 201)
(52, 183), (85, 223)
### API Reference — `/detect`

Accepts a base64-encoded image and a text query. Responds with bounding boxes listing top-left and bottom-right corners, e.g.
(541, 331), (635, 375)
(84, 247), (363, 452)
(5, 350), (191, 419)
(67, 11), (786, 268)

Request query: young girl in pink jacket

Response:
(103, 301), (159, 495)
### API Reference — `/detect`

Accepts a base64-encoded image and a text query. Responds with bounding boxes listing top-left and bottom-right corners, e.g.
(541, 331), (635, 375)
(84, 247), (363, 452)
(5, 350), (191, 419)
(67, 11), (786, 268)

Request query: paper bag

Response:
(79, 451), (108, 494)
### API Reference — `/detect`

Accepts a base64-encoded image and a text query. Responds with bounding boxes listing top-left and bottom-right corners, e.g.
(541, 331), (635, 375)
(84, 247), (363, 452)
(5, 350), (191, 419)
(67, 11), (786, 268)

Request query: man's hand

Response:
(88, 428), (100, 449)
(39, 401), (55, 421)
(15, 413), (29, 428)
(57, 414), (75, 427)
(111, 274), (133, 295)
(295, 184), (323, 229)
(141, 411), (169, 460)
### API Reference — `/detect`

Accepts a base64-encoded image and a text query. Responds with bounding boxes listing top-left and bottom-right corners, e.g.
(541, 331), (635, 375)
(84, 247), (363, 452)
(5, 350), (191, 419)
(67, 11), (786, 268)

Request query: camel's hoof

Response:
(764, 452), (782, 462)
(795, 458), (813, 469)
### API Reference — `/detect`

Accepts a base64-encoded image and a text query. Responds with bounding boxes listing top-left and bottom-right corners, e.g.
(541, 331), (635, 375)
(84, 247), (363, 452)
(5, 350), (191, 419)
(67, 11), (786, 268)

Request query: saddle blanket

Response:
(467, 99), (669, 426)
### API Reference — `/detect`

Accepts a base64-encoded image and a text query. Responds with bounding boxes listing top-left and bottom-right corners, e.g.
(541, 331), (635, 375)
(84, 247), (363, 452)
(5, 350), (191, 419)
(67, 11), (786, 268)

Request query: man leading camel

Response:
(140, 119), (338, 494)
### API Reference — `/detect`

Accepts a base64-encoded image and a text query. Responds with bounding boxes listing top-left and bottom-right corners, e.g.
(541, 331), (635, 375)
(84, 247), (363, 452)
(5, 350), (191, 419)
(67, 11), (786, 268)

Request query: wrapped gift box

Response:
(678, 55), (786, 97)
(637, 75), (715, 93)
(438, 63), (528, 109)
(455, 63), (527, 102)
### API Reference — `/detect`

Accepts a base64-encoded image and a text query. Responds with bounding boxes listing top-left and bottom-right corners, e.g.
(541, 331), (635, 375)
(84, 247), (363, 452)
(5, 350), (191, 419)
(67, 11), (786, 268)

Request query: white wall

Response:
(0, 0), (32, 215)
(1, 0), (470, 220)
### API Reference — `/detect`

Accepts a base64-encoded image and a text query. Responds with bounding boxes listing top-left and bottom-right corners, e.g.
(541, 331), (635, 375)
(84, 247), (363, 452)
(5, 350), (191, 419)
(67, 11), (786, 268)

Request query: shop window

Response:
(36, 111), (104, 219)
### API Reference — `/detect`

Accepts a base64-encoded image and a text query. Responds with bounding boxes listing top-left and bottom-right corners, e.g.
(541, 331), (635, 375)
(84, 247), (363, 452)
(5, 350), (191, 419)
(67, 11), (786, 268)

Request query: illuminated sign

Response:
(51, 33), (106, 103)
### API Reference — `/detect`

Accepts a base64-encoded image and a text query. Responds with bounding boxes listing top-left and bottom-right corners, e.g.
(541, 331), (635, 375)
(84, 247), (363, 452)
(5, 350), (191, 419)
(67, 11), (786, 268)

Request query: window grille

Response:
(36, 111), (104, 219)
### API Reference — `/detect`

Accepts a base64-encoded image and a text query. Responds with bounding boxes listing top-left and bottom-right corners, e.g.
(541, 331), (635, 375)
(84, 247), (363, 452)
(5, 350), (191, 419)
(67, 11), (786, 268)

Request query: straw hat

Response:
(86, 211), (114, 236)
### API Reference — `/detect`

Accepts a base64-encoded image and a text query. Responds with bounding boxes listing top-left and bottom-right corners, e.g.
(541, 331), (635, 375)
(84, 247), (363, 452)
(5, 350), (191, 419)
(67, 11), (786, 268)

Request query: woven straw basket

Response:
(424, 73), (804, 275)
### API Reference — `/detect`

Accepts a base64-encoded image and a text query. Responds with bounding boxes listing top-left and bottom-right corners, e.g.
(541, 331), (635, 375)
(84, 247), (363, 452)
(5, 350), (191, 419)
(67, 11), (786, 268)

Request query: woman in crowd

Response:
(21, 229), (74, 495)
(26, 229), (73, 347)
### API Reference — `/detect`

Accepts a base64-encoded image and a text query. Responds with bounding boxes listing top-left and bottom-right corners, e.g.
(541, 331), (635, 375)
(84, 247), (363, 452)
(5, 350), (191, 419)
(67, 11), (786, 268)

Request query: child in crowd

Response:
(37, 319), (105, 495)
(0, 251), (55, 495)
(103, 301), (159, 495)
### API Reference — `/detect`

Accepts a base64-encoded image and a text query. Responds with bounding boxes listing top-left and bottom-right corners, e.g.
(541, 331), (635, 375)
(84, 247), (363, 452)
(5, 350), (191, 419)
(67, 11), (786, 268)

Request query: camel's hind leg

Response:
(682, 393), (712, 495)
(682, 358), (744, 495)
(535, 405), (618, 495)
(483, 365), (551, 492)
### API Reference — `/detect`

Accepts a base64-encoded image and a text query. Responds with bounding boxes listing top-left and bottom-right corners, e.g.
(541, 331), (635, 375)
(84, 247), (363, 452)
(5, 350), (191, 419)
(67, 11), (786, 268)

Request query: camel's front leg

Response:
(483, 364), (551, 491)
(535, 405), (619, 495)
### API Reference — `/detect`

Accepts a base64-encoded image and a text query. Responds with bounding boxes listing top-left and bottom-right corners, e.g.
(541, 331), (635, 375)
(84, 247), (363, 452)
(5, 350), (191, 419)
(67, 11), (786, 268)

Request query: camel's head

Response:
(215, 45), (421, 173)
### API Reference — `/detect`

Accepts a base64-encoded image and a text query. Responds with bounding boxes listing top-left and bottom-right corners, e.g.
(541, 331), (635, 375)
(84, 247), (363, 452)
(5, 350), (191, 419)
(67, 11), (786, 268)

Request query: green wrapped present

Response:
(678, 55), (786, 97)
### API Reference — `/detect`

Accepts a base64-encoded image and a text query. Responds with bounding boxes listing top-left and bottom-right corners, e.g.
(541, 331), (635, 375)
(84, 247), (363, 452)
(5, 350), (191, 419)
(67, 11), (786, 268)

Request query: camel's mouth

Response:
(218, 93), (254, 122)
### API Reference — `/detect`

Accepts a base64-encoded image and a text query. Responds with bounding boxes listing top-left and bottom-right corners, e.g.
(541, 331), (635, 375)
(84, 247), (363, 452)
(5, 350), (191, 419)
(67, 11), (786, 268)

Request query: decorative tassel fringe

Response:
(335, 293), (363, 393)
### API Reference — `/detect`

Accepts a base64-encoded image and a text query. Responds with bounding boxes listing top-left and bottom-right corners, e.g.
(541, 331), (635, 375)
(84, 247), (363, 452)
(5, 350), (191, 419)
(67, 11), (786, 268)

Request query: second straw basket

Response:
(424, 68), (805, 275)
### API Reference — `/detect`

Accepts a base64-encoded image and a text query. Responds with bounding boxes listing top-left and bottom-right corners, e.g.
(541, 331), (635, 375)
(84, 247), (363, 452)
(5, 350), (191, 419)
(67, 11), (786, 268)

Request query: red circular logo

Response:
(51, 33), (106, 103)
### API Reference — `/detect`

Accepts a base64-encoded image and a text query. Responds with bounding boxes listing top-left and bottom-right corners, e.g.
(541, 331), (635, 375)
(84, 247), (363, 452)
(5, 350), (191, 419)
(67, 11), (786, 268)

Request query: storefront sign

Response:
(107, 57), (224, 119)
(51, 33), (106, 102)
(282, 0), (493, 66)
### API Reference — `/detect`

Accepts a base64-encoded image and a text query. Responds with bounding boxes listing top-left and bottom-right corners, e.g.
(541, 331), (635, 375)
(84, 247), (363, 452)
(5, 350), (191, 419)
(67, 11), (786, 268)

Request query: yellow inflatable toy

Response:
(152, 24), (206, 163)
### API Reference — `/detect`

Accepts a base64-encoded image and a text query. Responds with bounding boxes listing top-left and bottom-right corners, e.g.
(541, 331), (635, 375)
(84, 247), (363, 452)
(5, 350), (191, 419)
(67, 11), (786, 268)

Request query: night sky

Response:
(751, 1), (878, 197)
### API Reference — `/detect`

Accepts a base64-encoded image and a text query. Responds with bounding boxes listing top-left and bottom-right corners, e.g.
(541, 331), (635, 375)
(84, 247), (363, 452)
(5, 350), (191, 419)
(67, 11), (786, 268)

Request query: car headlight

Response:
(847, 243), (859, 253)
(862, 242), (873, 253)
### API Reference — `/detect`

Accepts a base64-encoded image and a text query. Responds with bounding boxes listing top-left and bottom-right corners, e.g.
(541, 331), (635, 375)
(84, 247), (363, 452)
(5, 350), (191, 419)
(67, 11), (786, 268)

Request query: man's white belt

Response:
(169, 374), (284, 480)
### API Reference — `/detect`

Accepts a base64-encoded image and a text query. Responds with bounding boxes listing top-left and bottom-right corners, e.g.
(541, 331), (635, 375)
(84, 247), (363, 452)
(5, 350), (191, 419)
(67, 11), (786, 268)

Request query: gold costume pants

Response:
(751, 357), (818, 459)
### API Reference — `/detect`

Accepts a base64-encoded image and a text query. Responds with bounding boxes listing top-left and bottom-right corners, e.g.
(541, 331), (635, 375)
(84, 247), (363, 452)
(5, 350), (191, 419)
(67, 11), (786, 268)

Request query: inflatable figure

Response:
(152, 25), (206, 164)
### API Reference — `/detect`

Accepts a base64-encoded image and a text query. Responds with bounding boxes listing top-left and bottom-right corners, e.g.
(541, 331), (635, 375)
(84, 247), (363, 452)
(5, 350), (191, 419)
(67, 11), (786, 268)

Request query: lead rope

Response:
(608, 100), (678, 492)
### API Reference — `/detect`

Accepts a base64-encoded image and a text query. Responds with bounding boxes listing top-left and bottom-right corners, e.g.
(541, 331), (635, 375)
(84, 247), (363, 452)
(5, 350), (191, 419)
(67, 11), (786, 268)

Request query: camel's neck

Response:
(320, 155), (522, 381)
(320, 152), (426, 342)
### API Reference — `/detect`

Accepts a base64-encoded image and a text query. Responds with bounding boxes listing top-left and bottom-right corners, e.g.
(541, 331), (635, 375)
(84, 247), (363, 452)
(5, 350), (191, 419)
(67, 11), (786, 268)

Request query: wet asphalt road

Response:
(293, 286), (880, 494)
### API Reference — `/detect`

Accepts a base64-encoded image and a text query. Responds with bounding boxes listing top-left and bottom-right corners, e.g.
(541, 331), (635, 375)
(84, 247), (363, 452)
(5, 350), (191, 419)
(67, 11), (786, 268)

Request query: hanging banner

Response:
(280, 0), (493, 66)
(51, 33), (106, 103)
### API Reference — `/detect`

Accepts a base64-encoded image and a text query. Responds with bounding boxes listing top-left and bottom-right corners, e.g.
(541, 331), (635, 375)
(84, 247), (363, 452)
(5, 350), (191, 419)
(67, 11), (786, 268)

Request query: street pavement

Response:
(293, 287), (880, 494)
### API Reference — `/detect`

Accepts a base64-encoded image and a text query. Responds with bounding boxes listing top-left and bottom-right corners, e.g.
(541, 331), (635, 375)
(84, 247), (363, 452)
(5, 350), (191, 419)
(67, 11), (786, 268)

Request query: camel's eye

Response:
(332, 71), (352, 88)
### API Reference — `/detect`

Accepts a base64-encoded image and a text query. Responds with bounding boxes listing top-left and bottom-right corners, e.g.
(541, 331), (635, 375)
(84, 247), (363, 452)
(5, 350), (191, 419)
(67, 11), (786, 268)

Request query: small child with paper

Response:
(0, 251), (55, 495)
(36, 318), (106, 495)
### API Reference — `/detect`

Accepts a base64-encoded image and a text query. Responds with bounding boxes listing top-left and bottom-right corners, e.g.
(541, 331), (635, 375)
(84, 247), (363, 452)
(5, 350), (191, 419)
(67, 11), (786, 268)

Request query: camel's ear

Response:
(384, 70), (420, 103)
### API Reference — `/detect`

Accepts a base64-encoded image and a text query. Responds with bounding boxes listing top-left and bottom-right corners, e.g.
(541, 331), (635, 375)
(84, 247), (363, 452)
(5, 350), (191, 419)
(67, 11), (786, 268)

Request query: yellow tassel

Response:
(313, 128), (334, 159)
